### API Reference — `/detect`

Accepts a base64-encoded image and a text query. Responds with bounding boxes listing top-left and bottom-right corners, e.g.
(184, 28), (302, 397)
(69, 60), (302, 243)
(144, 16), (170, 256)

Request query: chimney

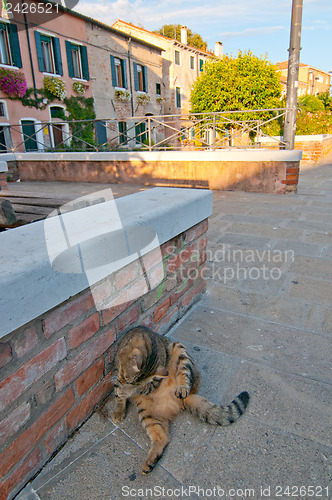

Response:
(214, 41), (223, 58)
(181, 26), (188, 45)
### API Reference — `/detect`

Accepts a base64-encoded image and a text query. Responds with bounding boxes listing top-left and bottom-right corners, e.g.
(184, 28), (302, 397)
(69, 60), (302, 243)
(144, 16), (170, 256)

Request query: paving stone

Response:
(289, 255), (332, 281)
(188, 420), (331, 493)
(222, 360), (332, 444)
(269, 238), (322, 257)
(173, 305), (332, 383)
(225, 222), (305, 241)
(286, 276), (332, 304)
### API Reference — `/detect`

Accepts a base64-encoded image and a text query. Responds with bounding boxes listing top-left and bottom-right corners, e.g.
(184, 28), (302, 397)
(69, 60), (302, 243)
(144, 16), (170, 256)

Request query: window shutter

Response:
(34, 31), (45, 72)
(65, 40), (74, 77)
(122, 59), (128, 89)
(133, 62), (138, 91)
(80, 45), (89, 80)
(53, 37), (63, 75)
(8, 23), (22, 68)
(110, 55), (117, 87)
(143, 65), (148, 92)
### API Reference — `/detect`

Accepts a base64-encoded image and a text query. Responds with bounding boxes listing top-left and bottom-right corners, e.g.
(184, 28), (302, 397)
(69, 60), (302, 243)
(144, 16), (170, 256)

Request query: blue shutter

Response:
(110, 55), (117, 87)
(80, 45), (89, 80)
(65, 41), (74, 77)
(8, 23), (22, 68)
(53, 37), (63, 76)
(143, 65), (148, 92)
(122, 59), (127, 89)
(34, 31), (45, 72)
(133, 62), (138, 91)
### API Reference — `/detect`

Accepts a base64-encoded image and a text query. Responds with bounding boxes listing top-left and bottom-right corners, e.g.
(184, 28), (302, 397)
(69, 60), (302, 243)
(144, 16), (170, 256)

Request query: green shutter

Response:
(133, 62), (138, 91)
(53, 37), (63, 76)
(110, 55), (117, 87)
(80, 45), (89, 80)
(65, 40), (74, 77)
(7, 23), (22, 68)
(122, 59), (127, 89)
(143, 65), (148, 92)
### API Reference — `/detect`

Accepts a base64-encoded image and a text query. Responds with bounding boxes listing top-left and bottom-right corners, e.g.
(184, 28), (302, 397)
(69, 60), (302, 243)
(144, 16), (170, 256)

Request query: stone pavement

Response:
(16, 164), (332, 500)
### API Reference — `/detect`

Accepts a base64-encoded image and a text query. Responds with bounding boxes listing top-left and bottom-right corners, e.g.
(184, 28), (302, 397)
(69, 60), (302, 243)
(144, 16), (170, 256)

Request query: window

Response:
(0, 22), (22, 67)
(134, 63), (147, 93)
(65, 41), (89, 80)
(110, 55), (127, 88)
(156, 83), (161, 95)
(118, 121), (127, 145)
(190, 56), (194, 70)
(176, 87), (181, 108)
(199, 59), (204, 72)
(35, 32), (62, 75)
(135, 122), (146, 144)
(175, 50), (180, 65)
(0, 101), (6, 117)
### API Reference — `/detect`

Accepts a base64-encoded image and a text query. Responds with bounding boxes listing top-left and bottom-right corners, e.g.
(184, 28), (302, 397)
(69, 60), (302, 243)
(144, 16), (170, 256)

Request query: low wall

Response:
(0, 187), (212, 499)
(259, 134), (332, 166)
(2, 150), (303, 194)
(0, 161), (8, 190)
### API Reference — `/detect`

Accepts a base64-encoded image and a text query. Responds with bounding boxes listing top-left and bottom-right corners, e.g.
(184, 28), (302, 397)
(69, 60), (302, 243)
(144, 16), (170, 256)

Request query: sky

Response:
(73, 0), (331, 74)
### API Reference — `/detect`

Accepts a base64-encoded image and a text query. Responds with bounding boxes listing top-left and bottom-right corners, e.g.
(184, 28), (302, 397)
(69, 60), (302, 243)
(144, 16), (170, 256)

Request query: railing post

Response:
(148, 117), (152, 151)
(212, 113), (216, 151)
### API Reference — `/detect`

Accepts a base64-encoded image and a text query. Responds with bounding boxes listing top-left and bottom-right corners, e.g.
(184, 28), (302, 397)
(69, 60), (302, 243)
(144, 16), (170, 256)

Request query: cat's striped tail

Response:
(183, 391), (249, 426)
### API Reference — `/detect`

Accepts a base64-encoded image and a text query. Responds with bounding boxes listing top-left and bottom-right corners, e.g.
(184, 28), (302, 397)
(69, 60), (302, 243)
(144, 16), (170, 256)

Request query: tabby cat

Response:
(111, 326), (249, 474)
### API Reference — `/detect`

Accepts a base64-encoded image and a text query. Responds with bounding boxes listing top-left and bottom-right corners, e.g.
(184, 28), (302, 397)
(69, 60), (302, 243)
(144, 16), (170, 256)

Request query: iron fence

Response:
(0, 108), (288, 154)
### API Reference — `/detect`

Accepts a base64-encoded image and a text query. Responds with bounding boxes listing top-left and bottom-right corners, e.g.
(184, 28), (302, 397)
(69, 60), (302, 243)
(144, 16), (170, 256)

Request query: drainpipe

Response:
(127, 38), (134, 117)
(21, 1), (38, 104)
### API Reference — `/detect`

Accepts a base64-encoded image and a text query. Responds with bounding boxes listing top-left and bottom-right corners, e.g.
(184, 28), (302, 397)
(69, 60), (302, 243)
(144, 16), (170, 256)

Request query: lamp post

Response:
(283, 0), (303, 150)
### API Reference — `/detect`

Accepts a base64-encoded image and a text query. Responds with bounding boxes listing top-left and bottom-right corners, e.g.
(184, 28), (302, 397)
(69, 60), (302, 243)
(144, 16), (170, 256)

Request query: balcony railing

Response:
(0, 108), (288, 154)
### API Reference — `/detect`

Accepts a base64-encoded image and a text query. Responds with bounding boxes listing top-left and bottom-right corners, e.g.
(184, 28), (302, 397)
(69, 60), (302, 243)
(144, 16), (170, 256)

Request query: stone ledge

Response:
(0, 187), (212, 338)
(7, 149), (302, 162)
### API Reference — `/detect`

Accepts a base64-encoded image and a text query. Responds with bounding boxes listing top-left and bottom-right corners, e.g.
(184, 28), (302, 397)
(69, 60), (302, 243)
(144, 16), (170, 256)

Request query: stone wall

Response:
(10, 150), (303, 194)
(0, 188), (211, 499)
(0, 161), (8, 190)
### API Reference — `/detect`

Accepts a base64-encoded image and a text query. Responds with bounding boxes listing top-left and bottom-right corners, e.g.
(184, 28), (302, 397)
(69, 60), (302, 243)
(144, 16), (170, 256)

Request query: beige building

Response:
(277, 61), (330, 97)
(113, 20), (222, 116)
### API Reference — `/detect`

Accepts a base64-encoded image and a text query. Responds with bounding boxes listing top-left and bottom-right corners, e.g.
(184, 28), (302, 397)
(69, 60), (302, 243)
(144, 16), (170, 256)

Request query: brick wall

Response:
(0, 220), (208, 499)
(0, 171), (7, 190)
(261, 135), (332, 166)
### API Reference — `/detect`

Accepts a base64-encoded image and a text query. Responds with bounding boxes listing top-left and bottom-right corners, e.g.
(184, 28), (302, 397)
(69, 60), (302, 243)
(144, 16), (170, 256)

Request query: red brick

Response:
(0, 402), (30, 446)
(0, 342), (12, 369)
(13, 325), (38, 358)
(104, 277), (147, 312)
(68, 313), (100, 349)
(54, 327), (115, 392)
(90, 278), (113, 307)
(154, 306), (179, 334)
(117, 306), (140, 334)
(44, 422), (66, 455)
(43, 292), (95, 338)
(0, 338), (67, 412)
(102, 300), (130, 326)
(0, 447), (42, 500)
(184, 220), (208, 243)
(76, 358), (104, 396)
(141, 248), (163, 273)
(161, 241), (176, 259)
(115, 260), (140, 290)
(282, 179), (298, 185)
(167, 244), (195, 274)
(170, 279), (193, 306)
(286, 167), (299, 174)
(146, 261), (165, 289)
(285, 173), (299, 181)
(153, 298), (170, 323)
(65, 380), (112, 433)
(182, 280), (206, 308)
(0, 388), (75, 478)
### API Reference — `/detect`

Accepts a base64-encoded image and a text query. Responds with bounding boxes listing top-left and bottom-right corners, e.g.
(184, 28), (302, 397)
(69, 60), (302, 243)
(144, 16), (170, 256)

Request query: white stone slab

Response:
(0, 187), (212, 339)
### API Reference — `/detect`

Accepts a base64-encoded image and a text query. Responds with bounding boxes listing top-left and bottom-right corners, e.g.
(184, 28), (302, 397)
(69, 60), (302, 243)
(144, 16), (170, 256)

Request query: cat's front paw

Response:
(175, 386), (189, 399)
(111, 408), (125, 424)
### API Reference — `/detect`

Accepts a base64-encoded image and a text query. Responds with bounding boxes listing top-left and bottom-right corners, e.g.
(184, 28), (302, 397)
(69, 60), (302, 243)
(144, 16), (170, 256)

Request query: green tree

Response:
(298, 94), (324, 112)
(154, 24), (207, 50)
(190, 51), (282, 115)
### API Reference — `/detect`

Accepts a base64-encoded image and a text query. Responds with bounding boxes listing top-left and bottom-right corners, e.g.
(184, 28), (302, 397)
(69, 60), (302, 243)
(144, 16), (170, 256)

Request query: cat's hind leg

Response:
(139, 412), (170, 473)
(171, 342), (200, 399)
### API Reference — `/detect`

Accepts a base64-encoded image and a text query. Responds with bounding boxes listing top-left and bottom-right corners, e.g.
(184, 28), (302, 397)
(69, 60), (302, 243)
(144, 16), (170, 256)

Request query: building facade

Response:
(277, 61), (330, 98)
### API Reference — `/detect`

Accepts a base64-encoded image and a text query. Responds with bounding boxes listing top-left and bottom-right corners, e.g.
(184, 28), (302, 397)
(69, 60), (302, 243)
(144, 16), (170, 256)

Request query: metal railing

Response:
(0, 108), (287, 154)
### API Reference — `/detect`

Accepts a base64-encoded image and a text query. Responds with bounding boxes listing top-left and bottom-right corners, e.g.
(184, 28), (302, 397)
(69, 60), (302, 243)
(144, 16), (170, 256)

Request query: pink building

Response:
(0, 0), (94, 152)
